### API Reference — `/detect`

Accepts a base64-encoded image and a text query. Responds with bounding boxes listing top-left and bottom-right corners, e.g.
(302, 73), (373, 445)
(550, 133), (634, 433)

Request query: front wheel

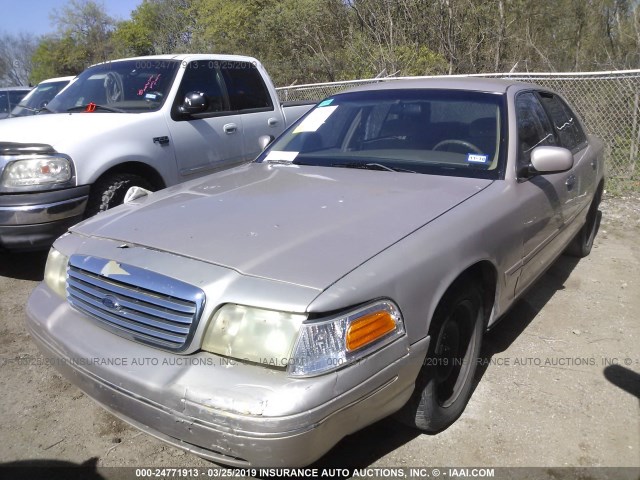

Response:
(398, 278), (484, 432)
(85, 173), (153, 217)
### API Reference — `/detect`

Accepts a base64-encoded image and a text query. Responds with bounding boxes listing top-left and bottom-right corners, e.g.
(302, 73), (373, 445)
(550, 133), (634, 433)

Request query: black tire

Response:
(397, 278), (485, 432)
(85, 174), (153, 217)
(565, 187), (602, 258)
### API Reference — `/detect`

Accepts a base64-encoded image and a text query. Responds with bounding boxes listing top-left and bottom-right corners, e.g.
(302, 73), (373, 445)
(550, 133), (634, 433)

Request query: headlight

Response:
(1, 155), (72, 188)
(202, 304), (307, 365)
(202, 300), (405, 377)
(44, 247), (69, 298)
(288, 300), (405, 377)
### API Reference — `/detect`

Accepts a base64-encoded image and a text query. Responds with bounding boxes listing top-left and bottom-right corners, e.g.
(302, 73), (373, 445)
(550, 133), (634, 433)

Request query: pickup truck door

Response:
(514, 91), (574, 296)
(218, 61), (285, 160)
(166, 60), (245, 179)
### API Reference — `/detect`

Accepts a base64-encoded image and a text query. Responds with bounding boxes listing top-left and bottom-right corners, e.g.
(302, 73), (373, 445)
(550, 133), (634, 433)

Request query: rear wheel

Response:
(85, 173), (153, 217)
(398, 278), (485, 432)
(565, 187), (602, 258)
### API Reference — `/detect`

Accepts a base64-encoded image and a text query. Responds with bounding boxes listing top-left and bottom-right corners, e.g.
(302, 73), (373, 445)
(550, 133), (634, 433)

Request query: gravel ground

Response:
(0, 196), (638, 479)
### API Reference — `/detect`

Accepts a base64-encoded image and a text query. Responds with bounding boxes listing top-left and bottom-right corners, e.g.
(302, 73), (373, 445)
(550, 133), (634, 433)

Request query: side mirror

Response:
(178, 91), (208, 115)
(520, 146), (573, 177)
(258, 135), (274, 151)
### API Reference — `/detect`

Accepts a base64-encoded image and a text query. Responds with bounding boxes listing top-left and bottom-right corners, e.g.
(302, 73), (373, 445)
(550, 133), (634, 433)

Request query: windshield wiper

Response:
(12, 104), (38, 112)
(332, 162), (416, 173)
(67, 104), (125, 113)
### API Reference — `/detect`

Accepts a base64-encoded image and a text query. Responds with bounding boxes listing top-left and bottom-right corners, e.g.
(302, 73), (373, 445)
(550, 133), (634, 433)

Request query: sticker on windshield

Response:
(293, 106), (338, 133)
(318, 99), (334, 107)
(467, 153), (489, 164)
(264, 150), (299, 162)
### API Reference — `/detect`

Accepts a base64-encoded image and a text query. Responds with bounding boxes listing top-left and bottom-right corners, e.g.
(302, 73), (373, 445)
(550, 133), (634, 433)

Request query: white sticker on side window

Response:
(467, 153), (489, 164)
(293, 106), (338, 133)
(264, 150), (299, 162)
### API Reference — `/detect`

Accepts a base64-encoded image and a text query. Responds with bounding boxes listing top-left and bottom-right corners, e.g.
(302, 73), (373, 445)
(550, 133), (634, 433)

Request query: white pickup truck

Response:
(0, 54), (313, 250)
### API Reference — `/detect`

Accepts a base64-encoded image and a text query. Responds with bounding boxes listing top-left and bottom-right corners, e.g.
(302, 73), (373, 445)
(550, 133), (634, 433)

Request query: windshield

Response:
(11, 80), (70, 117)
(46, 60), (180, 113)
(258, 89), (507, 179)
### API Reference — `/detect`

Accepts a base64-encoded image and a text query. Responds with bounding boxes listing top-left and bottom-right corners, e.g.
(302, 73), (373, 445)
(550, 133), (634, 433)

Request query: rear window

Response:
(538, 92), (587, 151)
(219, 62), (273, 112)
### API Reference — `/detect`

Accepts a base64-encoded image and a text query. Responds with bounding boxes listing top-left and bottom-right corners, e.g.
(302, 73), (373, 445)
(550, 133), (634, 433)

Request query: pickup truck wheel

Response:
(86, 174), (153, 217)
(565, 188), (602, 258)
(397, 279), (484, 432)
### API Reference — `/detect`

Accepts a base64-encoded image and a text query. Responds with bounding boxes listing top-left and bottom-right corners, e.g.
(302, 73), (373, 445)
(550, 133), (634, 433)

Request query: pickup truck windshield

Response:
(46, 60), (180, 113)
(259, 89), (507, 179)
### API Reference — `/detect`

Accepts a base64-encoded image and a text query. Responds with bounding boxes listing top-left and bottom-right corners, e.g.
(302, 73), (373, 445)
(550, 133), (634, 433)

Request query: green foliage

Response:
(28, 0), (640, 84)
(112, 2), (159, 57)
(30, 36), (81, 84)
(30, 0), (117, 81)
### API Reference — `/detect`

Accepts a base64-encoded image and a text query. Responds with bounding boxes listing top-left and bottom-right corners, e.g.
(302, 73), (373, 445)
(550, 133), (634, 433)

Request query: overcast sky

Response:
(0, 0), (141, 36)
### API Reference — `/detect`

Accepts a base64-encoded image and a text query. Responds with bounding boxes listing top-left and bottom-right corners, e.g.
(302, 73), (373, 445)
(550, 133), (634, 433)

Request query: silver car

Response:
(26, 78), (604, 467)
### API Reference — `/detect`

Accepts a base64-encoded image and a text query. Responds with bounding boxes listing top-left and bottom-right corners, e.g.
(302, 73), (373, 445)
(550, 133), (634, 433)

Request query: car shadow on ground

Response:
(309, 254), (582, 472)
(479, 253), (581, 367)
(0, 458), (104, 480)
(604, 364), (640, 400)
(0, 250), (48, 281)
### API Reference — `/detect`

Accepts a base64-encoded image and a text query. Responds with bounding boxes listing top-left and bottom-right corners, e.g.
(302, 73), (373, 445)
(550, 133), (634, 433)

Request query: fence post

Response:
(631, 89), (639, 174)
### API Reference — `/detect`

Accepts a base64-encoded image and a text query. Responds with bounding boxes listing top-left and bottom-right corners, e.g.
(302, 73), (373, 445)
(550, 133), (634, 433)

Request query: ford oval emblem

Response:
(102, 295), (121, 310)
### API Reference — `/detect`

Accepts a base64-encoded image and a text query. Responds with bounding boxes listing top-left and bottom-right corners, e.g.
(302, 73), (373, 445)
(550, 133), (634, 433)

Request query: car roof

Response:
(89, 53), (260, 68)
(0, 86), (32, 92)
(343, 77), (540, 95)
(38, 76), (75, 84)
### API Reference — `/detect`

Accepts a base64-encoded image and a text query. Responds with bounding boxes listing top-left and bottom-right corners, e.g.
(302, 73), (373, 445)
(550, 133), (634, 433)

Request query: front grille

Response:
(66, 255), (205, 351)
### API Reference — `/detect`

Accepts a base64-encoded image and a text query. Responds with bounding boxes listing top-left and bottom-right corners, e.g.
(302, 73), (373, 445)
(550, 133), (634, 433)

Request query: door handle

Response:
(223, 123), (237, 134)
(267, 117), (279, 127)
(591, 159), (597, 170)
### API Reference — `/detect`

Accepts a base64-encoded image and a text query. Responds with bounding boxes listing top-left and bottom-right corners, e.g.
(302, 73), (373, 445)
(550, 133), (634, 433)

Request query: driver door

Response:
(166, 60), (245, 179)
(514, 91), (573, 295)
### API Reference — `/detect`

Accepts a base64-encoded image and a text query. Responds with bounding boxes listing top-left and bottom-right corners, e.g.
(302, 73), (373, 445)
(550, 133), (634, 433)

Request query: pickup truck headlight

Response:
(202, 304), (307, 365)
(1, 155), (72, 188)
(288, 300), (405, 377)
(44, 247), (69, 298)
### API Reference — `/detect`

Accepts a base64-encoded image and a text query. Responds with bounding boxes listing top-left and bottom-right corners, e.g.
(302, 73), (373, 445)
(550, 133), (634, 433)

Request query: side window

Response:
(537, 92), (585, 150)
(515, 92), (556, 167)
(176, 61), (227, 114)
(0, 93), (8, 114)
(219, 62), (273, 112)
(9, 91), (26, 108)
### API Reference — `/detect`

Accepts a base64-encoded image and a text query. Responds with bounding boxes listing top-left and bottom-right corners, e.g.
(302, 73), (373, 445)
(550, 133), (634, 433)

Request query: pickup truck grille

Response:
(66, 255), (205, 352)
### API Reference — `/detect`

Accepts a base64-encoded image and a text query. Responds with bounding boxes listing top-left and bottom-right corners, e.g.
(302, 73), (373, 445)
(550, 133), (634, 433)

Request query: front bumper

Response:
(26, 283), (428, 467)
(0, 186), (89, 250)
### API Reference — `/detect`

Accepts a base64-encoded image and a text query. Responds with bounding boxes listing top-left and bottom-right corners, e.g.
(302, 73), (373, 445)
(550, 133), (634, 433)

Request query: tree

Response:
(30, 36), (80, 84)
(0, 33), (38, 86)
(30, 0), (117, 82)
(253, 0), (363, 84)
(50, 0), (116, 63)
(113, 0), (196, 56)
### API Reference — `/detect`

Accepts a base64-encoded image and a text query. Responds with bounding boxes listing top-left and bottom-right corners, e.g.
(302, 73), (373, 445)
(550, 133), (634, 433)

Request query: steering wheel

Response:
(104, 72), (124, 103)
(433, 139), (483, 154)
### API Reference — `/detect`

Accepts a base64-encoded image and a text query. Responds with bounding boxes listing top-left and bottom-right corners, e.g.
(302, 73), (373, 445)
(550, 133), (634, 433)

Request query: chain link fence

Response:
(277, 71), (640, 192)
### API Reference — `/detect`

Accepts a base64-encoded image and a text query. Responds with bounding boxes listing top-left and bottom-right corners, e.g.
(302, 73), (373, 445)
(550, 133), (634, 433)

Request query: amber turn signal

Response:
(346, 310), (396, 352)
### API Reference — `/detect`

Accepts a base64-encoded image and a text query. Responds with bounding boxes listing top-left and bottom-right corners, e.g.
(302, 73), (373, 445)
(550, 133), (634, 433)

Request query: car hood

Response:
(72, 163), (492, 290)
(0, 113), (145, 151)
